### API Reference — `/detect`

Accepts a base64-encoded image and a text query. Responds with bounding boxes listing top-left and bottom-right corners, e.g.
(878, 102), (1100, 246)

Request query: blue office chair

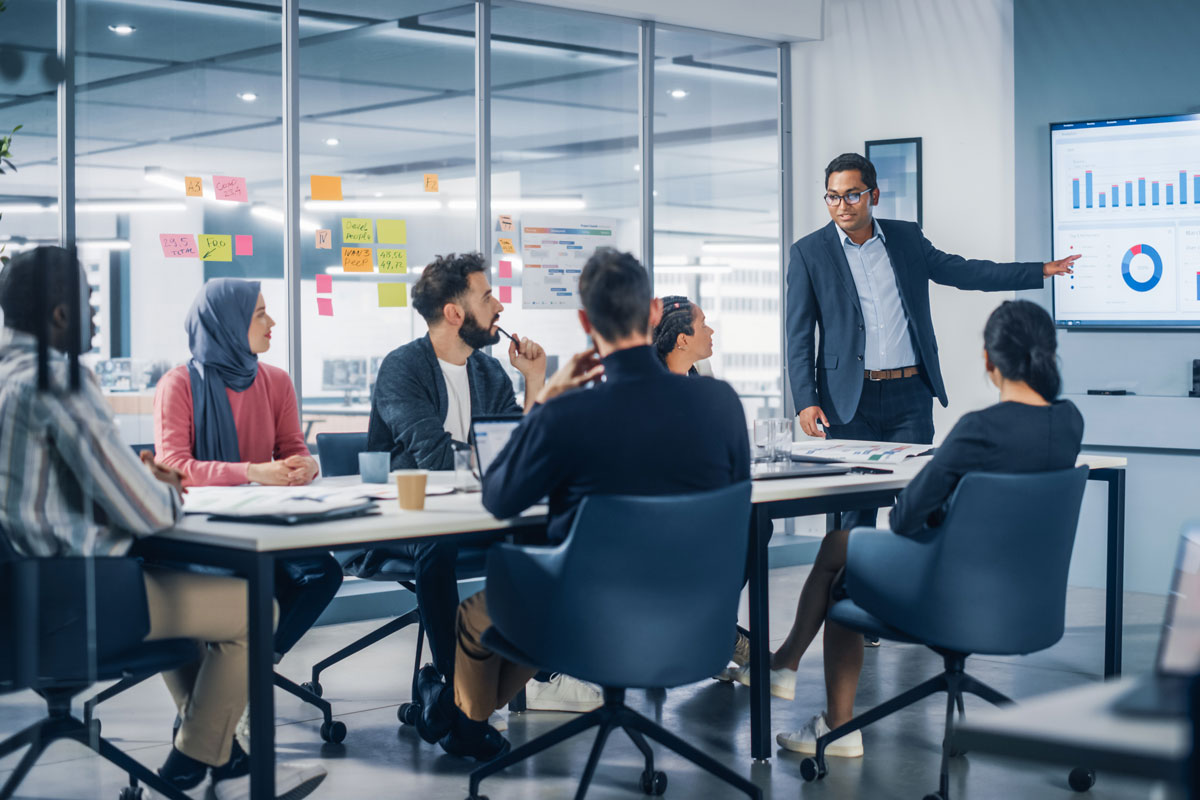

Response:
(465, 482), (762, 800)
(308, 432), (488, 730)
(0, 553), (202, 800)
(798, 467), (1090, 800)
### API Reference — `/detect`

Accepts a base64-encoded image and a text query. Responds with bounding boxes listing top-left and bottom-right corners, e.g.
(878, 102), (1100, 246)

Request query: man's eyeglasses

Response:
(823, 189), (872, 207)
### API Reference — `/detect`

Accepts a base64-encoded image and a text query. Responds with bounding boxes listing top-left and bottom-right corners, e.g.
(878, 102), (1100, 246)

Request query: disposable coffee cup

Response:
(394, 470), (428, 510)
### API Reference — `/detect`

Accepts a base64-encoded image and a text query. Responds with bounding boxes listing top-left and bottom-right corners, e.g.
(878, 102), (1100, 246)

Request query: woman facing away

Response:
(730, 299), (1084, 758)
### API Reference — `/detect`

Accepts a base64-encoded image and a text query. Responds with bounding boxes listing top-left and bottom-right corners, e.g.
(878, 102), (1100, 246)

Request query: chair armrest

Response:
(843, 528), (938, 628)
(484, 541), (568, 651)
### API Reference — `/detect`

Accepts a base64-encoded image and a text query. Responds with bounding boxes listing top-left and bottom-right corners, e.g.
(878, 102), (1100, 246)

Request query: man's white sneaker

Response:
(212, 762), (327, 800)
(730, 664), (797, 701)
(525, 674), (603, 713)
(776, 712), (863, 757)
(489, 711), (508, 732)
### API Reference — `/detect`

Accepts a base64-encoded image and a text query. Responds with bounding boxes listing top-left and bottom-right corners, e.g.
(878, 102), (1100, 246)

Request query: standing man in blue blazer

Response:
(786, 153), (1078, 531)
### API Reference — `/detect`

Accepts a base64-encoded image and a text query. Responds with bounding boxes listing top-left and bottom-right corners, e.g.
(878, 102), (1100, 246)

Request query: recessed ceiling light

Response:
(669, 88), (688, 99)
(633, 164), (641, 171)
(108, 23), (136, 35)
(237, 91), (258, 102)
(324, 137), (340, 147)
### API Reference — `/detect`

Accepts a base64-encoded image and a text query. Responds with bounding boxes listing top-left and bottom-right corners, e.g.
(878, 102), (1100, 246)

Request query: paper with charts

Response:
(790, 441), (934, 464)
(520, 216), (616, 309)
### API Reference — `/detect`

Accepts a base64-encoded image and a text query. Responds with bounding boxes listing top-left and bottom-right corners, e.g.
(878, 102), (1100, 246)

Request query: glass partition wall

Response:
(2, 0), (789, 443)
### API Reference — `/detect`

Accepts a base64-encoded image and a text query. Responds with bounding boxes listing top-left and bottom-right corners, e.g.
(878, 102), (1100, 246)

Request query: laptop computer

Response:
(752, 461), (855, 480)
(1113, 525), (1200, 717)
(470, 415), (524, 479)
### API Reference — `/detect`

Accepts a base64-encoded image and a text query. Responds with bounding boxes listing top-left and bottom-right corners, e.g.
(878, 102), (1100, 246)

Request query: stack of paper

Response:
(790, 442), (934, 464)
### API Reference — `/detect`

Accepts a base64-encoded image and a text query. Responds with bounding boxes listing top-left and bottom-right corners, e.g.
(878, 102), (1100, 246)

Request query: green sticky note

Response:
(378, 283), (407, 308)
(198, 234), (232, 261)
(378, 249), (407, 273)
(342, 218), (374, 243)
(377, 219), (407, 244)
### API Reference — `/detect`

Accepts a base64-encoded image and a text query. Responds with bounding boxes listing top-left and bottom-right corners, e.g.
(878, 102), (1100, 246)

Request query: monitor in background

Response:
(471, 415), (522, 478)
(1050, 112), (1200, 329)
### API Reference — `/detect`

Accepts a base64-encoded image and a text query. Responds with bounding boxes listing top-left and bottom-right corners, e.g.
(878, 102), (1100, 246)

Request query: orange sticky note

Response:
(310, 175), (343, 201)
(423, 173), (439, 192)
(316, 229), (331, 249)
(341, 247), (373, 272)
(498, 237), (515, 254)
(185, 177), (203, 197)
(317, 297), (333, 317)
(499, 286), (512, 304)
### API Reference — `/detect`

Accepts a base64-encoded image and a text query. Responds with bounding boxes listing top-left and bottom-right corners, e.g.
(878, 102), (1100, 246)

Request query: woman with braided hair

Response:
(652, 295), (715, 376)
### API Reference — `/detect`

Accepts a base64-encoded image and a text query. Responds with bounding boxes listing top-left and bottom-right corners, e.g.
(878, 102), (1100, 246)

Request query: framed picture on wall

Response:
(865, 137), (922, 228)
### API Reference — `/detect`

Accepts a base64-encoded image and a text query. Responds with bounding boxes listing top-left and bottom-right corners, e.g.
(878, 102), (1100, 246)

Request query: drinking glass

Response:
(771, 417), (794, 462)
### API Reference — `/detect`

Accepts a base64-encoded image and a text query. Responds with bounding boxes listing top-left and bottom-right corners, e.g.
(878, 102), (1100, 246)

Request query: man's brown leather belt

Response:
(864, 366), (920, 381)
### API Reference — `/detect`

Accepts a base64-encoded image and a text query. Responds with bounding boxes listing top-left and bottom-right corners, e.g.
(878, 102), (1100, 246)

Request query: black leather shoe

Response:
(415, 669), (455, 744)
(437, 717), (511, 762)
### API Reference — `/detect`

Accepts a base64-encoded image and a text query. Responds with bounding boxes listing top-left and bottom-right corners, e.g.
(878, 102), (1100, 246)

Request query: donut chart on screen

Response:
(1121, 243), (1163, 292)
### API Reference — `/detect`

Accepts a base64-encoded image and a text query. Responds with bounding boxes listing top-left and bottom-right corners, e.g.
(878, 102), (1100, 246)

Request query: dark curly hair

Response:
(825, 152), (877, 193)
(411, 252), (487, 323)
(983, 300), (1061, 401)
(652, 296), (696, 365)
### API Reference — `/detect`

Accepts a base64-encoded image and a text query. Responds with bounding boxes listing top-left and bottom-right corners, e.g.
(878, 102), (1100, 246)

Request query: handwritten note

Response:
(377, 249), (407, 273)
(185, 177), (203, 197)
(317, 297), (334, 317)
(342, 218), (373, 244)
(378, 284), (407, 308)
(310, 175), (343, 201)
(423, 173), (439, 192)
(341, 247), (373, 272)
(315, 274), (332, 293)
(498, 214), (514, 231)
(498, 260), (512, 279)
(377, 219), (407, 244)
(212, 176), (248, 203)
(499, 286), (512, 304)
(199, 235), (233, 261)
(316, 229), (332, 249)
(498, 237), (515, 254)
(235, 235), (253, 256)
(160, 234), (199, 258)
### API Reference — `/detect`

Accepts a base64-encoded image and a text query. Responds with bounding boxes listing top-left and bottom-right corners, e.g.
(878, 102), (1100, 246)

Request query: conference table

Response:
(140, 453), (1127, 796)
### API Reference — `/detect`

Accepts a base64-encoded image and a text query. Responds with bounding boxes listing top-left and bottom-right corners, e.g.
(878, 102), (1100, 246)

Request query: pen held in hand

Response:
(495, 325), (520, 346)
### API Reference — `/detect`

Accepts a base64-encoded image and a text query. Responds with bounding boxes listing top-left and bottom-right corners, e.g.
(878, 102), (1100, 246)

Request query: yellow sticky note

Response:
(310, 175), (343, 201)
(378, 249), (407, 273)
(424, 173), (439, 192)
(185, 176), (203, 197)
(498, 237), (515, 254)
(377, 219), (407, 244)
(378, 283), (407, 308)
(342, 218), (373, 244)
(341, 247), (373, 272)
(198, 234), (232, 261)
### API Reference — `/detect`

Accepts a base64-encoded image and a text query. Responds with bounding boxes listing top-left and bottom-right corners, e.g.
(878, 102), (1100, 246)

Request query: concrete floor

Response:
(0, 565), (1177, 800)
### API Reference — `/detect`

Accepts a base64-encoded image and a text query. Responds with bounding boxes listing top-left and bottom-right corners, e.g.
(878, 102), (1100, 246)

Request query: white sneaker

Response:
(489, 711), (508, 732)
(730, 664), (797, 701)
(212, 762), (327, 800)
(525, 674), (603, 713)
(715, 631), (751, 682)
(776, 712), (863, 758)
(234, 705), (251, 754)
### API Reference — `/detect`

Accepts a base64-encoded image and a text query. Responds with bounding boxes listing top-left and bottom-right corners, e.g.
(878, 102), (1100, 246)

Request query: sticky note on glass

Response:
(377, 219), (407, 244)
(159, 233), (199, 258)
(317, 297), (333, 317)
(341, 247), (373, 272)
(316, 229), (332, 249)
(498, 237), (515, 254)
(378, 284), (407, 308)
(185, 177), (203, 197)
(423, 173), (438, 192)
(498, 260), (512, 279)
(498, 214), (514, 232)
(212, 176), (248, 203)
(499, 286), (512, 304)
(310, 175), (343, 201)
(378, 249), (407, 273)
(235, 235), (253, 256)
(199, 234), (233, 261)
(315, 274), (332, 294)
(342, 218), (373, 244)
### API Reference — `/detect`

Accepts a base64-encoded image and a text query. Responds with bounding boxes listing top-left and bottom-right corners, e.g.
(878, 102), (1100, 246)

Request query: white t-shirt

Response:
(438, 358), (471, 444)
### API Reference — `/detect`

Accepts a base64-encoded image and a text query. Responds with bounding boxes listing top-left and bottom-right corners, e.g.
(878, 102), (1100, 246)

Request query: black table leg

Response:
(248, 554), (276, 799)
(748, 507), (772, 761)
(1099, 469), (1126, 678)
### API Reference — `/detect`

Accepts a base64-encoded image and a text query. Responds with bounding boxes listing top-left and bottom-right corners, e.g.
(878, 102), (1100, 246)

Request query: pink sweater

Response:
(154, 363), (312, 486)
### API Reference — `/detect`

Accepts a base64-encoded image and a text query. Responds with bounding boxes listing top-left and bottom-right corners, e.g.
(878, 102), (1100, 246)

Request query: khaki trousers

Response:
(142, 567), (265, 767)
(453, 591), (537, 722)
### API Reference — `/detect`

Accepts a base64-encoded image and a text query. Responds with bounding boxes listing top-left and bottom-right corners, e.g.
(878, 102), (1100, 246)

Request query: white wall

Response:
(790, 0), (1019, 441)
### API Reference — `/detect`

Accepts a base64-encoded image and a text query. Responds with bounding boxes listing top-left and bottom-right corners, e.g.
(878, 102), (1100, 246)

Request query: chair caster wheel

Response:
(640, 769), (667, 795)
(1069, 767), (1095, 792)
(320, 720), (347, 743)
(301, 681), (323, 698)
(799, 757), (825, 782)
(398, 702), (420, 726)
(118, 787), (144, 800)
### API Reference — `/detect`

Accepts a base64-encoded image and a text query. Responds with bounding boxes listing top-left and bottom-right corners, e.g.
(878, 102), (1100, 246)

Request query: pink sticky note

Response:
(235, 235), (253, 256)
(212, 175), (248, 202)
(159, 233), (199, 258)
(499, 286), (512, 304)
(315, 274), (332, 294)
(317, 297), (333, 317)
(498, 260), (512, 279)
